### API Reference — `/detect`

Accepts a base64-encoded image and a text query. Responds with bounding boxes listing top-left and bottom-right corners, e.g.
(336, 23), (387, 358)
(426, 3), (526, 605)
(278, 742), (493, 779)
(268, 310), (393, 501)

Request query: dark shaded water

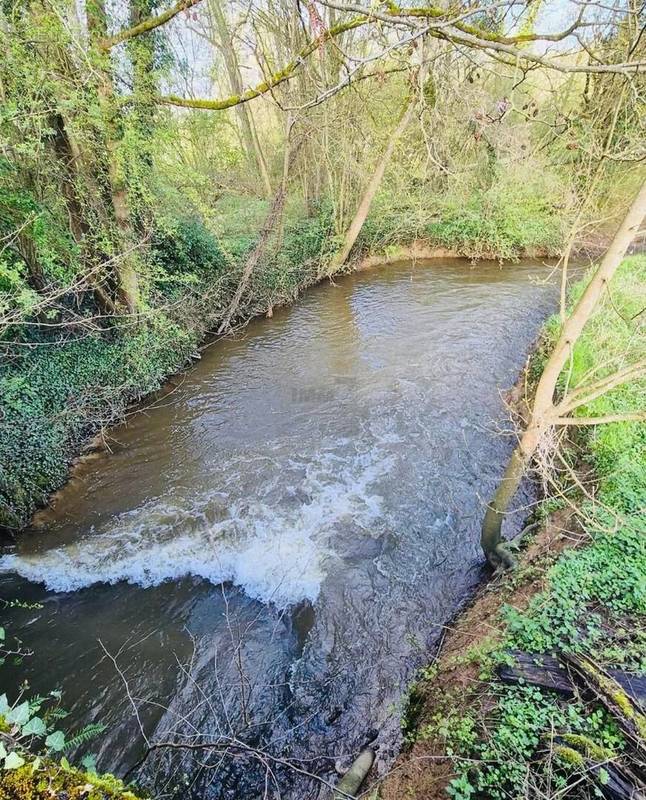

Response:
(0, 259), (558, 798)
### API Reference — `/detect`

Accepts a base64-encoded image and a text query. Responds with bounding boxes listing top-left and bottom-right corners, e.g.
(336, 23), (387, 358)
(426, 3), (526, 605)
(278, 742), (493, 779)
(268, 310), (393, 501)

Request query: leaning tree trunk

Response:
(217, 119), (297, 334)
(327, 95), (417, 273)
(481, 176), (646, 567)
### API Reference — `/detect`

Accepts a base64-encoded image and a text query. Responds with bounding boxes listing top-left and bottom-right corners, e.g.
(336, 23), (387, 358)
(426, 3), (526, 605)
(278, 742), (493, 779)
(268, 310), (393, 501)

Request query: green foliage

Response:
(0, 761), (142, 799)
(536, 257), (646, 517)
(0, 604), (113, 789)
(0, 316), (196, 527)
(435, 519), (642, 799)
(0, 687), (106, 777)
(502, 524), (645, 655)
(563, 256), (646, 514)
(0, 256), (39, 322)
(445, 689), (623, 800)
(420, 712), (478, 753)
(357, 166), (565, 260)
(254, 205), (337, 300)
(62, 724), (107, 753)
(426, 170), (564, 260)
(150, 215), (229, 290)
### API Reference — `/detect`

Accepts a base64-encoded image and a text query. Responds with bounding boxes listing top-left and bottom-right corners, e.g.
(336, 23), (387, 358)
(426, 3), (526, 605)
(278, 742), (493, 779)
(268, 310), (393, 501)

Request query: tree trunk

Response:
(327, 95), (417, 272)
(51, 114), (118, 315)
(87, 0), (140, 313)
(481, 176), (646, 566)
(209, 0), (273, 197)
(127, 0), (157, 231)
(217, 120), (297, 333)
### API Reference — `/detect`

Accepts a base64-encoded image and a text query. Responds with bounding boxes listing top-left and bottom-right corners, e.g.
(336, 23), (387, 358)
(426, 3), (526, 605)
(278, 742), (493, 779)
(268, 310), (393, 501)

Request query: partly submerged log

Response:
(334, 748), (375, 799)
(500, 651), (646, 796)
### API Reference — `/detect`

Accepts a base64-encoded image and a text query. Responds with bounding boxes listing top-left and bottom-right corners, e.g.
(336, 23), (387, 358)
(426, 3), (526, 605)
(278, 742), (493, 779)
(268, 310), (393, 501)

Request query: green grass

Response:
(419, 255), (646, 800)
(561, 256), (646, 515)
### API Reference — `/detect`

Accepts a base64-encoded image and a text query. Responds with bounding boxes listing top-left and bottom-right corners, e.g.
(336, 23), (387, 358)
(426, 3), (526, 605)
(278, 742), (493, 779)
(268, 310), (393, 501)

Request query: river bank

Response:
(0, 203), (565, 532)
(376, 254), (646, 800)
(0, 254), (641, 799)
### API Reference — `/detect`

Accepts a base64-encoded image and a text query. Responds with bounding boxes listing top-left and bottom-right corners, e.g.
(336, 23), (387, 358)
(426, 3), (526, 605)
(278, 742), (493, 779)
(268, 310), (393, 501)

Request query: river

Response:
(0, 258), (558, 798)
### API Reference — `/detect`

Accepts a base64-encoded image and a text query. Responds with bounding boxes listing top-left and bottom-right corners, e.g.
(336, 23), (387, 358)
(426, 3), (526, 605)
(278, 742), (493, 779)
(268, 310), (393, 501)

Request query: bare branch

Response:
(156, 17), (367, 110)
(555, 359), (646, 415)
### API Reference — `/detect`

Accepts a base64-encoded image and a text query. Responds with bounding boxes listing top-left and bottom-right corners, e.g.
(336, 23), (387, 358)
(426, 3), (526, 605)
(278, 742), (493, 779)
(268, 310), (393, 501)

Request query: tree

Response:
(208, 0), (273, 197)
(86, 0), (141, 312)
(481, 176), (646, 567)
(328, 65), (422, 270)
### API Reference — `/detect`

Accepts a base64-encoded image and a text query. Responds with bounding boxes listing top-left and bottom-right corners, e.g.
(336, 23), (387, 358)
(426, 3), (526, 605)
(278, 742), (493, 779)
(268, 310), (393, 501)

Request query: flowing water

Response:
(0, 258), (558, 798)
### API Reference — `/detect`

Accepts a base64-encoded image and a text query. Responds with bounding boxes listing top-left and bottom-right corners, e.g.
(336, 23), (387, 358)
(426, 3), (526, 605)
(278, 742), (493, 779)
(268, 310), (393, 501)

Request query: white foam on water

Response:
(0, 446), (393, 608)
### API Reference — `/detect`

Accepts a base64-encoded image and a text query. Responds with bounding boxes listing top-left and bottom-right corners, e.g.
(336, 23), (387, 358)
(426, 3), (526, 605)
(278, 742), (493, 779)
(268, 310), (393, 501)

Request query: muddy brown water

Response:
(0, 259), (559, 798)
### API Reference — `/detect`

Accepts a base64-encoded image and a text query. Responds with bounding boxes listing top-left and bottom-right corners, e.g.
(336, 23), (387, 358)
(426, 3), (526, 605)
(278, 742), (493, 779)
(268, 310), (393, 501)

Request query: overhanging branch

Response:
(155, 4), (645, 114)
(432, 27), (646, 74)
(555, 359), (646, 415)
(156, 16), (367, 110)
(318, 1), (646, 75)
(99, 0), (204, 50)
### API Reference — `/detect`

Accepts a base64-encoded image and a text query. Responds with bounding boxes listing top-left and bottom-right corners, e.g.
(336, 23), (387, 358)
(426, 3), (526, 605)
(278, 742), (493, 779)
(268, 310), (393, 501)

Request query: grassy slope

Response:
(381, 255), (645, 800)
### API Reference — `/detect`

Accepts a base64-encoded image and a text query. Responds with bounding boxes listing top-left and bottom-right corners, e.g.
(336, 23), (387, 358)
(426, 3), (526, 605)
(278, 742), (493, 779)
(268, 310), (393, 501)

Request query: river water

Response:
(0, 258), (558, 798)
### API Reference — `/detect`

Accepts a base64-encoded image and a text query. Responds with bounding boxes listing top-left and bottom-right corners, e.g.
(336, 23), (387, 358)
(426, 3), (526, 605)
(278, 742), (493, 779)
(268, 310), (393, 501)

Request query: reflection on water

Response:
(0, 259), (558, 797)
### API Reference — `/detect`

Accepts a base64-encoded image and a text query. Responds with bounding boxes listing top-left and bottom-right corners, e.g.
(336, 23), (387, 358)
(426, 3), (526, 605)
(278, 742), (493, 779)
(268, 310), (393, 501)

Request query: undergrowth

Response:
(0, 206), (335, 529)
(358, 168), (565, 260)
(0, 762), (142, 799)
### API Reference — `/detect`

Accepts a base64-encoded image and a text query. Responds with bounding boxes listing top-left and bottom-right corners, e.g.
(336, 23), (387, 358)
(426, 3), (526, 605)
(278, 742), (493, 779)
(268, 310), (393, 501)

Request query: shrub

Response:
(149, 216), (228, 290)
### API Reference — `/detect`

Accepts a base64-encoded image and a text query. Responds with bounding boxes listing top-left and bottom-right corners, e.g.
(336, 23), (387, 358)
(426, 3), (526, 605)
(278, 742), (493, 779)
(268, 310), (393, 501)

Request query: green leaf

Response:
(6, 701), (29, 726)
(599, 767), (610, 786)
(0, 627), (5, 641)
(31, 757), (41, 774)
(45, 730), (65, 751)
(4, 751), (25, 769)
(81, 754), (97, 773)
(60, 756), (71, 771)
(0, 695), (10, 716)
(0, 743), (6, 759)
(21, 716), (46, 736)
